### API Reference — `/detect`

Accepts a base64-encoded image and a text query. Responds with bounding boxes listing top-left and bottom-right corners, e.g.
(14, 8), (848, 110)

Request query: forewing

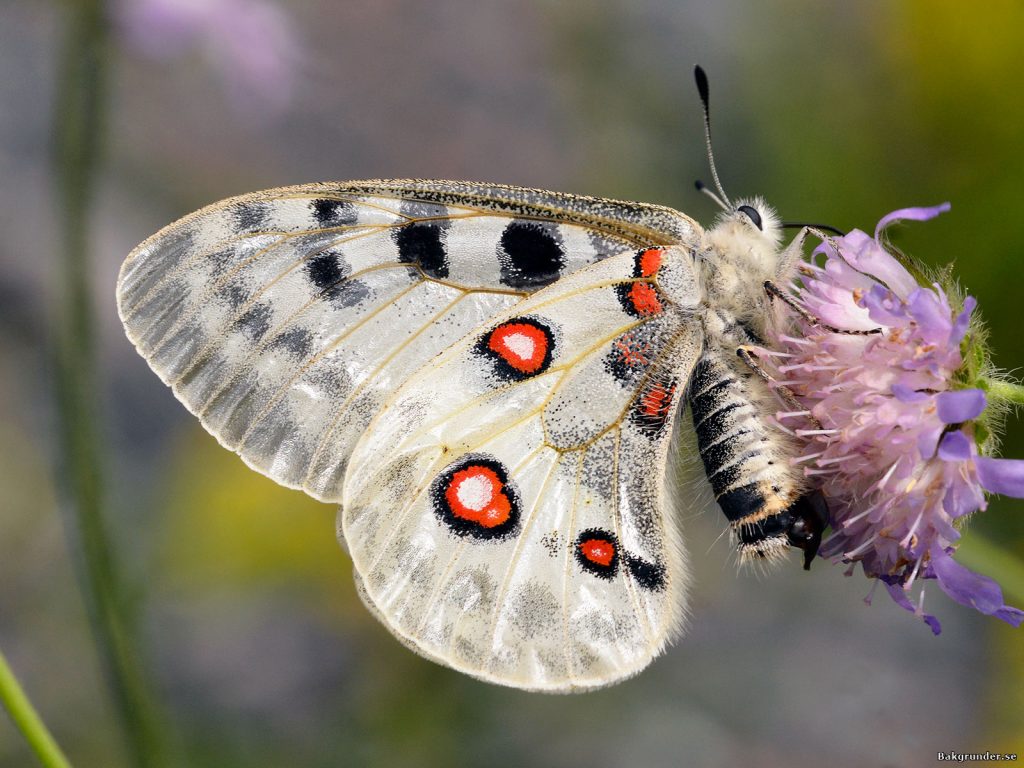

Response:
(342, 248), (703, 691)
(116, 181), (698, 502)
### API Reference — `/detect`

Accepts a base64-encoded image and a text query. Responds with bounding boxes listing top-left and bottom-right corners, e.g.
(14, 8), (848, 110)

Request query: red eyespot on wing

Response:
(445, 465), (512, 527)
(628, 283), (663, 316)
(632, 375), (678, 437)
(639, 248), (663, 277)
(640, 382), (675, 418)
(614, 333), (651, 368)
(574, 529), (619, 578)
(479, 318), (554, 379)
(432, 457), (521, 540)
(580, 538), (615, 567)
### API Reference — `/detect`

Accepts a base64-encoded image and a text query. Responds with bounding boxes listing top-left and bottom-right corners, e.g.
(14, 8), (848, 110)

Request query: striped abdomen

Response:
(687, 352), (810, 561)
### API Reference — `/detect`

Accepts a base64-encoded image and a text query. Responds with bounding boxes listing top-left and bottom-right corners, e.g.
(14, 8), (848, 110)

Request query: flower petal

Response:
(936, 389), (986, 424)
(875, 203), (951, 237)
(951, 297), (977, 344)
(892, 383), (929, 403)
(860, 284), (909, 326)
(841, 231), (919, 299)
(907, 288), (955, 346)
(931, 549), (1024, 627)
(943, 475), (986, 519)
(937, 430), (972, 462)
(883, 580), (942, 635)
(975, 456), (1024, 497)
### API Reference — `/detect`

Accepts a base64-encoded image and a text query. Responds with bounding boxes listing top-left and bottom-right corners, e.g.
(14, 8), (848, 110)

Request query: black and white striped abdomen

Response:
(687, 352), (805, 554)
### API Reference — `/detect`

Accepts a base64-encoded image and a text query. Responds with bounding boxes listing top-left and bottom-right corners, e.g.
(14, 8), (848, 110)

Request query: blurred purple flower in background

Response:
(766, 205), (1024, 633)
(114, 0), (301, 115)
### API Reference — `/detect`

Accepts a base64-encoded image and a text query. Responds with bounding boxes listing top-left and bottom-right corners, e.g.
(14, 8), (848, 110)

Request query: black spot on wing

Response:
(311, 198), (356, 227)
(307, 251), (348, 291)
(327, 279), (371, 309)
(624, 554), (666, 591)
(206, 247), (238, 278)
(604, 345), (638, 383)
(231, 201), (270, 231)
(235, 302), (272, 341)
(395, 222), (449, 279)
(498, 221), (566, 289)
(269, 327), (313, 359)
(216, 281), (248, 310)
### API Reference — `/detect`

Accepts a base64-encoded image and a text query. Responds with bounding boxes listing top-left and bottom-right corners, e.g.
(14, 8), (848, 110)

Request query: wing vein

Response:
(413, 541), (467, 638)
(394, 314), (651, 449)
(124, 223), (380, 326)
(233, 278), (428, 448)
(610, 429), (656, 645)
(300, 289), (473, 487)
(138, 225), (389, 356)
(560, 449), (587, 685)
(180, 261), (422, 395)
(484, 448), (563, 656)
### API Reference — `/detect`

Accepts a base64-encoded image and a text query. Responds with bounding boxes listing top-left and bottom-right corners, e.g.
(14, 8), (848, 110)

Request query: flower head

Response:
(766, 205), (1024, 632)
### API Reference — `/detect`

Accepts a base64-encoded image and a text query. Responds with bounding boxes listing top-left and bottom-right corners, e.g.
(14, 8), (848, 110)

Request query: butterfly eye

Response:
(737, 205), (763, 231)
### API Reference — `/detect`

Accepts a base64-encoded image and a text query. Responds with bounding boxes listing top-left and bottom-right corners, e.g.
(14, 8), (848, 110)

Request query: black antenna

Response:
(694, 65), (733, 209)
(782, 221), (846, 236)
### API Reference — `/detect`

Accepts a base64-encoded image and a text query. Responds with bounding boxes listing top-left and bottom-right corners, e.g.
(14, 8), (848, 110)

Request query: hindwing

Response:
(342, 248), (703, 690)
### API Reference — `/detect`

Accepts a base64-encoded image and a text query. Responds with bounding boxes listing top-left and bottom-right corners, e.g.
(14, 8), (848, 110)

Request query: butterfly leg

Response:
(762, 280), (882, 335)
(736, 344), (816, 422)
(731, 346), (829, 569)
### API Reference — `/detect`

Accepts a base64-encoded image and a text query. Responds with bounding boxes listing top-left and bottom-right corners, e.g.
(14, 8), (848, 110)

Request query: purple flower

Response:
(765, 205), (1024, 631)
(114, 0), (301, 116)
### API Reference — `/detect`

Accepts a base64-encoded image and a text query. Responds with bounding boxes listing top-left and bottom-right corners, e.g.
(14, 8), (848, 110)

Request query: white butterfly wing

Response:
(116, 181), (697, 503)
(343, 248), (702, 691)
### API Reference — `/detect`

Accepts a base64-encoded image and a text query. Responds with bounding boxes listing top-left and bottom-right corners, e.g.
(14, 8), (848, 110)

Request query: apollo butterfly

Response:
(116, 68), (828, 690)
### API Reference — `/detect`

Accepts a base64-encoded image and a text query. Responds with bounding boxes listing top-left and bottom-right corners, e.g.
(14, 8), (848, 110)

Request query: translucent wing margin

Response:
(342, 249), (703, 691)
(116, 180), (699, 502)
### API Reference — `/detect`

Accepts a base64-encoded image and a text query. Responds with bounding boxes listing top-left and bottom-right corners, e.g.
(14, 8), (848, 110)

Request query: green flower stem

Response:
(957, 534), (1024, 608)
(52, 1), (168, 766)
(0, 647), (72, 768)
(984, 378), (1024, 407)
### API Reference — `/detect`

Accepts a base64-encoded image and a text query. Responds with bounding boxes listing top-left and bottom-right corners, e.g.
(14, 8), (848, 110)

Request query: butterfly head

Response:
(695, 195), (792, 341)
(705, 196), (784, 288)
(713, 196), (783, 247)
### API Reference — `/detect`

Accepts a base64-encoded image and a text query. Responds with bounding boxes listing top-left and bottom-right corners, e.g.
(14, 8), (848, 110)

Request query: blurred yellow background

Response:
(1, 1), (1022, 766)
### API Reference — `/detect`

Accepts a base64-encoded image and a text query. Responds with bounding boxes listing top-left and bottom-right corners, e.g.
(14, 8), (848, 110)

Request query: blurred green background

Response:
(1, 1), (1022, 766)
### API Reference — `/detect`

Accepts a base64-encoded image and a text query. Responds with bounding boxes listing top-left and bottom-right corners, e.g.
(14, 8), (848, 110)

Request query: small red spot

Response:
(639, 248), (662, 277)
(641, 383), (675, 418)
(488, 322), (550, 374)
(445, 465), (512, 528)
(579, 537), (616, 567)
(628, 283), (662, 316)
(614, 332), (651, 368)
